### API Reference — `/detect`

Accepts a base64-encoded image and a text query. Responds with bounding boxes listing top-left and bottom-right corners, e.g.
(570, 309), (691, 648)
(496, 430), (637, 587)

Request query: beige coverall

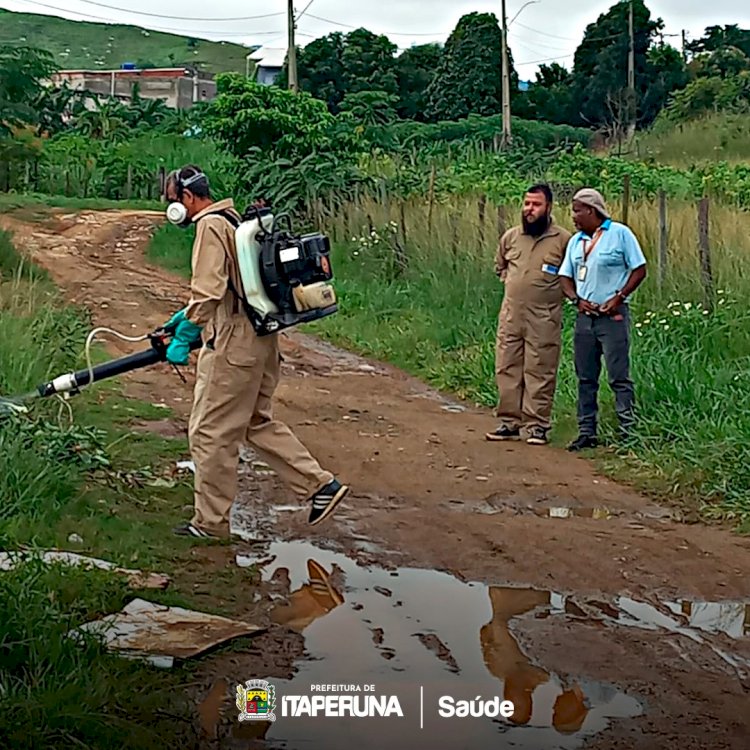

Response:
(480, 587), (589, 732)
(184, 199), (333, 537)
(494, 222), (572, 433)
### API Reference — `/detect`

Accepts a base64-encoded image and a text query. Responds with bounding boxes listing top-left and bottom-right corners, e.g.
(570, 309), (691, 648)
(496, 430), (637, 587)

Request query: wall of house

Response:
(50, 72), (216, 109)
(256, 66), (282, 86)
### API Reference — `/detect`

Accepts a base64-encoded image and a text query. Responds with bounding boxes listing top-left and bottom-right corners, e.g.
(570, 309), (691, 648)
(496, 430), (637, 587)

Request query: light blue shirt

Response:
(559, 219), (647, 306)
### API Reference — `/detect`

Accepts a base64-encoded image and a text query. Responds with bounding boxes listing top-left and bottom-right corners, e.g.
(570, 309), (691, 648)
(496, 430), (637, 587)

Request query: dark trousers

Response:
(574, 308), (635, 437)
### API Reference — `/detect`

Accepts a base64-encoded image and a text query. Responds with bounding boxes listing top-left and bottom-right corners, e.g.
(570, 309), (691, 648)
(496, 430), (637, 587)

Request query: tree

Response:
(571, 0), (661, 133)
(340, 28), (398, 97)
(201, 73), (360, 161)
(395, 43), (442, 120)
(293, 32), (347, 113)
(686, 25), (750, 60)
(286, 29), (397, 114)
(519, 63), (577, 125)
(640, 43), (689, 126)
(0, 44), (57, 136)
(339, 90), (398, 128)
(424, 12), (518, 122)
(692, 47), (750, 80)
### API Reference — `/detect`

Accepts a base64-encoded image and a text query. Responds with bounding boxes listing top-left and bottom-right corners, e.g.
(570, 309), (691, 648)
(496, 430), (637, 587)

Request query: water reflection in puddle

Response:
(228, 542), (659, 749)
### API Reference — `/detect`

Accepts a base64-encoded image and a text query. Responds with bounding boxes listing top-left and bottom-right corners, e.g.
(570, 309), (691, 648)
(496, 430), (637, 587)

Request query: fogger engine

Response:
(222, 206), (339, 336)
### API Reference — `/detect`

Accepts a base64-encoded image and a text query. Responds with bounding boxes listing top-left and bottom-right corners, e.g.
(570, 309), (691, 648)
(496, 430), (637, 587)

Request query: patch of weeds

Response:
(0, 229), (48, 281)
(0, 559), (194, 749)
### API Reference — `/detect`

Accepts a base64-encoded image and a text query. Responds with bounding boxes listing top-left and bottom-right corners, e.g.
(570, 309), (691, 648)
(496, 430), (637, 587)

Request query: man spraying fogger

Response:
(163, 165), (349, 539)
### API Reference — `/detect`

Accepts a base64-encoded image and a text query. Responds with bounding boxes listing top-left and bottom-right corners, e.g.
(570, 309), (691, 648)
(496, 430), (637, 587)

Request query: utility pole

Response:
(681, 29), (688, 62)
(287, 0), (298, 93)
(500, 0), (511, 148)
(627, 0), (636, 139)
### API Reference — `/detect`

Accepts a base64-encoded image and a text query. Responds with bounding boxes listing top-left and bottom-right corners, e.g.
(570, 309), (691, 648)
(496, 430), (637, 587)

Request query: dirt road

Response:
(3, 209), (749, 750)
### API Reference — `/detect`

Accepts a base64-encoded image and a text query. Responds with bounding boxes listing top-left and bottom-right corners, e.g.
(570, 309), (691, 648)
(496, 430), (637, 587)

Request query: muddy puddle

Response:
(204, 540), (741, 749)
(450, 495), (681, 523)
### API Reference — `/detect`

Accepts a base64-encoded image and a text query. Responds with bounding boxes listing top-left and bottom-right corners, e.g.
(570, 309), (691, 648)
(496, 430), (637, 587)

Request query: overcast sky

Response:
(2, 0), (749, 76)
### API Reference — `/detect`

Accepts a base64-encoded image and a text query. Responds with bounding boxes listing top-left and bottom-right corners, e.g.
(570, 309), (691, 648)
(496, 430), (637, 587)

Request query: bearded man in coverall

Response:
(163, 165), (349, 539)
(486, 184), (572, 446)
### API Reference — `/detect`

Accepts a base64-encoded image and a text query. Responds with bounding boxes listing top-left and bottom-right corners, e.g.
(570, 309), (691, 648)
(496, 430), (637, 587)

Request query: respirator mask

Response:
(165, 171), (209, 229)
(166, 201), (191, 228)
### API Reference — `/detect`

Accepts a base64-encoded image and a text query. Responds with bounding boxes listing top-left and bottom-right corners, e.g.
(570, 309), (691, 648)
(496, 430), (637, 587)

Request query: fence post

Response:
(497, 205), (507, 238)
(478, 194), (487, 250)
(622, 174), (631, 225)
(658, 190), (668, 290)
(451, 211), (459, 272)
(427, 165), (436, 240)
(125, 164), (133, 200)
(698, 197), (714, 311)
(400, 201), (407, 248)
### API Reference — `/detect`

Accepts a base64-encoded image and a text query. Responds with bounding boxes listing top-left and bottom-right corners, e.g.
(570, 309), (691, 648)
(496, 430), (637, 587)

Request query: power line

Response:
(513, 21), (575, 42)
(515, 53), (574, 66)
(72, 0), (283, 22)
(508, 30), (570, 53)
(295, 0), (317, 21)
(305, 13), (447, 37)
(14, 0), (279, 37)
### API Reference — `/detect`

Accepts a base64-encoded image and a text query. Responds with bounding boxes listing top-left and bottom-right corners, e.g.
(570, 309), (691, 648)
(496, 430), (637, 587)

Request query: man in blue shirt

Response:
(559, 188), (647, 451)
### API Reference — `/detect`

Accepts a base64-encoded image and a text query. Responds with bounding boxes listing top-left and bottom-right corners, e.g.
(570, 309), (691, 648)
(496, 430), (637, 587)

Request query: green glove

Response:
(163, 308), (187, 334)
(165, 337), (191, 366)
(165, 318), (203, 366)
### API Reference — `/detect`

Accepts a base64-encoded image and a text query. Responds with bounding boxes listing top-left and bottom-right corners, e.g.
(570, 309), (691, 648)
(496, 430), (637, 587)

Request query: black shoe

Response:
(172, 522), (214, 538)
(486, 426), (521, 442)
(526, 427), (549, 446)
(567, 435), (598, 452)
(308, 479), (349, 526)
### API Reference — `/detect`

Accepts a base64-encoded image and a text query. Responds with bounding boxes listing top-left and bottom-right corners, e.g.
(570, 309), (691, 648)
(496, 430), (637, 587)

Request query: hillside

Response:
(0, 8), (252, 75)
(634, 113), (750, 166)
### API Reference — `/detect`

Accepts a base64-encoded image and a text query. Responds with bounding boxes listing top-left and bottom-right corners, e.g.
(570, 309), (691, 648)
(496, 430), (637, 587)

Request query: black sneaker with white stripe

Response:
(308, 479), (349, 526)
(172, 522), (213, 538)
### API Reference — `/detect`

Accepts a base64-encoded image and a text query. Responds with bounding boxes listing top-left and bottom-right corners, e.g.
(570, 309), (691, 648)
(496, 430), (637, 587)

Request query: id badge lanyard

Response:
(578, 227), (604, 282)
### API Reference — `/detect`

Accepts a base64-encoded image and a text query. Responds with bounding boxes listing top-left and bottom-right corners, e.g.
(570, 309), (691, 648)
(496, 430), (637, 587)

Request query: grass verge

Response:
(0, 228), (258, 747)
(0, 191), (162, 213)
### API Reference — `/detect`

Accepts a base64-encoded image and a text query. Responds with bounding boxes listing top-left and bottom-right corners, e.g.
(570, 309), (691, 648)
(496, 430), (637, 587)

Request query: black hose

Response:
(37, 337), (202, 397)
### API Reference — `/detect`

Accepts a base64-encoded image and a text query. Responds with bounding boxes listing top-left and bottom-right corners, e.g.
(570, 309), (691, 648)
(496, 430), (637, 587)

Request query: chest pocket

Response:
(598, 247), (623, 268)
(541, 251), (563, 272)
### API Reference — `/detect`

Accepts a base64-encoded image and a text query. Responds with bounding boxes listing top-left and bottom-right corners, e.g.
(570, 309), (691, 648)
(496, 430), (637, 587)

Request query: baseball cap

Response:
(573, 188), (610, 219)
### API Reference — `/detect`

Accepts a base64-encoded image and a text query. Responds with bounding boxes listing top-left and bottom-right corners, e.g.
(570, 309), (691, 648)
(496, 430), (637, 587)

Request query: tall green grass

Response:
(633, 113), (750, 167)
(314, 197), (750, 523)
(0, 234), (196, 747)
(147, 221), (194, 276)
(0, 560), (189, 749)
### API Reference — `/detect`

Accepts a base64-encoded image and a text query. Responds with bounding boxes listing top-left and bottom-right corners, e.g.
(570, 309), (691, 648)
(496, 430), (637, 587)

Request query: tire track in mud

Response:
(3, 208), (750, 749)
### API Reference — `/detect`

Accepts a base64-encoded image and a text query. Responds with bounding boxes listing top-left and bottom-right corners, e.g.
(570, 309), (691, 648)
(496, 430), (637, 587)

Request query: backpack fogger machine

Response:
(0, 205), (339, 417)
(221, 205), (338, 336)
